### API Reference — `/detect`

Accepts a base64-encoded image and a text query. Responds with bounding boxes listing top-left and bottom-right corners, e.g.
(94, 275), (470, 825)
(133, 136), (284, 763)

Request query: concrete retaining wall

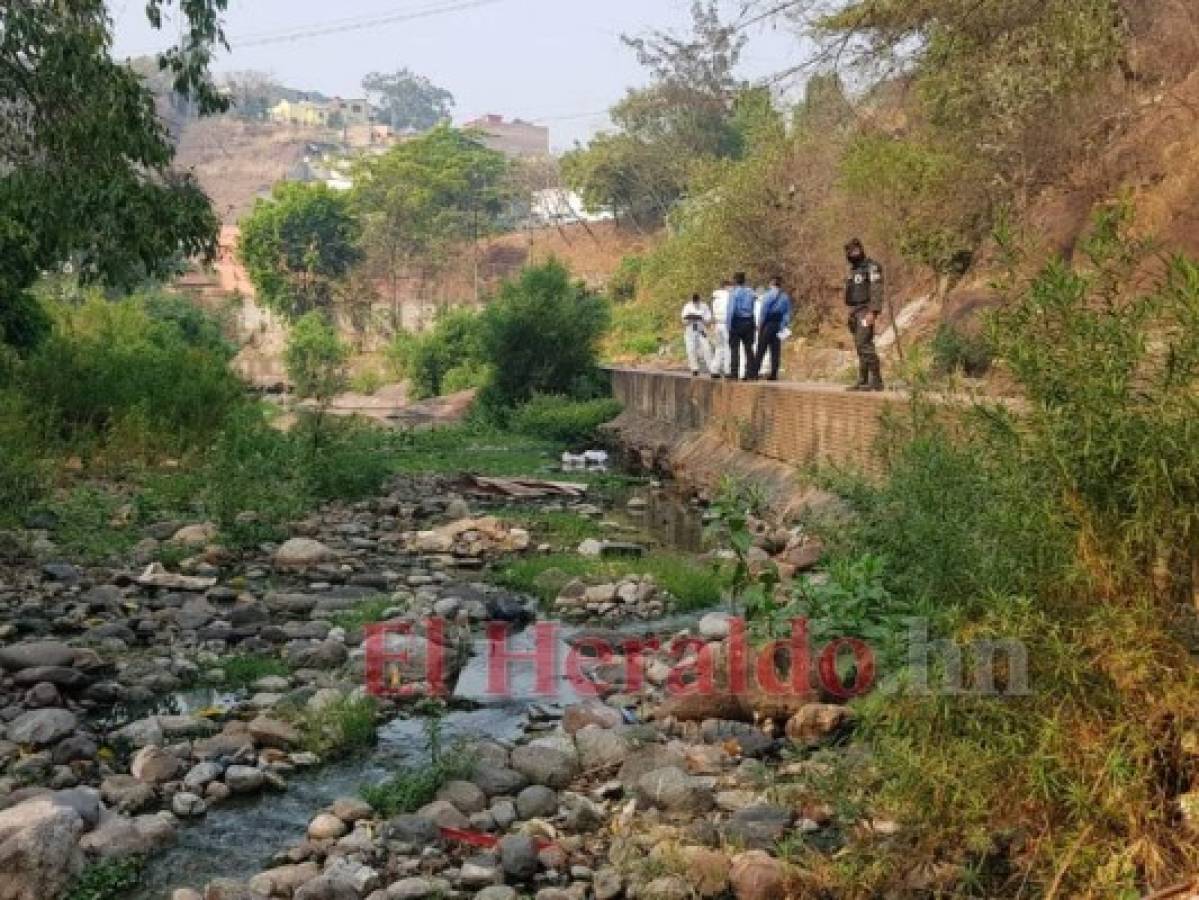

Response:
(609, 369), (904, 477)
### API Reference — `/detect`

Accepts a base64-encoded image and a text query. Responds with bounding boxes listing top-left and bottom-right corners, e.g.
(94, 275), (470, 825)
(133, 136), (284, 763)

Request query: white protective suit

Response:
(708, 288), (731, 376)
(681, 299), (713, 375)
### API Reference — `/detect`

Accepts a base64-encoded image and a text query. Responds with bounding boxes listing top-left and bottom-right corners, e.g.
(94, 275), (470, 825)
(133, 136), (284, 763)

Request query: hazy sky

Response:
(109, 0), (806, 150)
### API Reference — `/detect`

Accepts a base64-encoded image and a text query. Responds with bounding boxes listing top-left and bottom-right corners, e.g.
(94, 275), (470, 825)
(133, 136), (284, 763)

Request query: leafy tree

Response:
(561, 1), (751, 226)
(476, 260), (610, 414)
(0, 0), (228, 350)
(285, 312), (350, 404)
(363, 69), (455, 132)
(238, 183), (362, 318)
(351, 126), (509, 324)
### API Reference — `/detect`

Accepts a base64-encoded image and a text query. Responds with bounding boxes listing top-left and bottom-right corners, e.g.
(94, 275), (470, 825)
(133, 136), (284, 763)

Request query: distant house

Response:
(270, 97), (371, 129)
(463, 114), (550, 159)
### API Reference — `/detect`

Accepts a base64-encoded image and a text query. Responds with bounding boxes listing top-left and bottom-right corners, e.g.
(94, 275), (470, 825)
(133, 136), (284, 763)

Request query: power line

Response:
(231, 0), (510, 49)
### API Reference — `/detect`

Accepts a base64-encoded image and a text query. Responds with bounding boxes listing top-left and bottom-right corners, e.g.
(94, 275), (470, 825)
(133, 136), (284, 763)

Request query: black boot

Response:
(847, 363), (869, 391)
(868, 362), (885, 392)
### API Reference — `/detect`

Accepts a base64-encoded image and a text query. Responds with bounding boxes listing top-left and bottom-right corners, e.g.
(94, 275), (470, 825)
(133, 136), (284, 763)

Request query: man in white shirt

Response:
(708, 280), (732, 378)
(680, 293), (712, 377)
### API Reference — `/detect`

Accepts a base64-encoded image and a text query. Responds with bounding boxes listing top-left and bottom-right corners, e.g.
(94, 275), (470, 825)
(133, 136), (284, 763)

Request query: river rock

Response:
(172, 792), (207, 818)
(562, 700), (622, 734)
(475, 887), (517, 900)
(471, 765), (527, 798)
(721, 805), (794, 850)
(100, 776), (156, 814)
(729, 851), (785, 900)
(285, 640), (348, 669)
(113, 716), (164, 748)
(383, 814), (439, 844)
(80, 813), (176, 857)
(515, 785), (558, 820)
(308, 812), (349, 840)
(224, 765), (266, 794)
(131, 746), (182, 784)
(386, 877), (440, 899)
(499, 833), (539, 880)
(416, 800), (469, 829)
(7, 709), (77, 747)
(698, 611), (733, 641)
(331, 797), (373, 823)
(12, 666), (89, 690)
(457, 858), (500, 888)
(249, 862), (319, 897)
(172, 522), (218, 548)
(0, 642), (76, 670)
(0, 797), (85, 900)
(274, 539), (336, 571)
(436, 780), (487, 815)
(248, 716), (301, 750)
(294, 859), (379, 899)
(574, 726), (627, 770)
(24, 681), (61, 708)
(510, 745), (577, 789)
(560, 792), (603, 832)
(642, 877), (691, 900)
(784, 704), (854, 746)
(617, 746), (687, 791)
(593, 868), (622, 900)
(636, 767), (714, 814)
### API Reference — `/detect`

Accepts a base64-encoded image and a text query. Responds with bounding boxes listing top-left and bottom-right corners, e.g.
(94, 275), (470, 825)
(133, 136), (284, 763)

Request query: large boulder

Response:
(515, 785), (558, 820)
(499, 834), (539, 880)
(247, 716), (301, 750)
(0, 798), (85, 900)
(6, 709), (77, 747)
(574, 726), (627, 771)
(469, 766), (527, 798)
(79, 813), (176, 858)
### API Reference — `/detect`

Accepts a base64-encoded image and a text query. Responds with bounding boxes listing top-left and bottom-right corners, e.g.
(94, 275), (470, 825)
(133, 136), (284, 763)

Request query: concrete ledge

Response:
(608, 368), (905, 477)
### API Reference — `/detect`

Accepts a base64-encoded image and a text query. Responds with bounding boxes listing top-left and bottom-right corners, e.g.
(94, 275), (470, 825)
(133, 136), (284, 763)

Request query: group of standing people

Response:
(679, 238), (886, 391)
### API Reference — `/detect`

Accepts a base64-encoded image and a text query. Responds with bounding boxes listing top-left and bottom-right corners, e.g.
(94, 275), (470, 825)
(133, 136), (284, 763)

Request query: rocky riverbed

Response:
(0, 470), (851, 900)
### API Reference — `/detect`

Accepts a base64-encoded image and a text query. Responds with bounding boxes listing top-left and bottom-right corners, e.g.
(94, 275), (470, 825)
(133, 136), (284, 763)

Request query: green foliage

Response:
(497, 551), (724, 612)
(36, 486), (140, 564)
(930, 323), (993, 377)
(295, 696), (378, 758)
(19, 291), (242, 457)
(362, 69), (455, 131)
(285, 312), (349, 402)
(352, 126), (509, 307)
(0, 2), (224, 350)
(508, 395), (622, 445)
(329, 596), (396, 631)
(0, 390), (49, 519)
(475, 261), (610, 416)
(607, 255), (644, 302)
(217, 654), (291, 689)
(805, 218), (1199, 896)
(238, 182), (361, 318)
(704, 477), (777, 620)
(389, 309), (486, 400)
(360, 710), (475, 816)
(390, 425), (558, 478)
(66, 857), (144, 900)
(494, 508), (606, 548)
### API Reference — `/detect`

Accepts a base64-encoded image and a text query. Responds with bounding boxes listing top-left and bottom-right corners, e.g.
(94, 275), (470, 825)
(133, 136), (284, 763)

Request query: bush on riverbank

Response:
(797, 212), (1199, 896)
(508, 395), (622, 445)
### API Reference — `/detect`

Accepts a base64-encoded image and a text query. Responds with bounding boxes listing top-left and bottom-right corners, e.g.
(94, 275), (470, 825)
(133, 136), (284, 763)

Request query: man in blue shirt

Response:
(725, 272), (757, 380)
(749, 276), (793, 381)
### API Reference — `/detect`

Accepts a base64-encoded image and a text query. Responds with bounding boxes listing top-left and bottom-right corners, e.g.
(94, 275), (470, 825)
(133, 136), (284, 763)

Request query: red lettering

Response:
(565, 637), (615, 697)
(487, 621), (558, 698)
(667, 637), (715, 696)
(819, 638), (876, 699)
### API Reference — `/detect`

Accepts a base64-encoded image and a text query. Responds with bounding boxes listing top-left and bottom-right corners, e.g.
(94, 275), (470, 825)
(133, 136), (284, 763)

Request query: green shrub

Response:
(66, 857), (143, 900)
(391, 309), (486, 400)
(295, 696), (378, 757)
(217, 654), (291, 688)
(285, 312), (349, 402)
(476, 260), (610, 416)
(20, 292), (241, 455)
(0, 390), (48, 520)
(930, 323), (992, 377)
(360, 712), (475, 816)
(509, 395), (622, 445)
(297, 415), (399, 501)
(329, 596), (396, 631)
(607, 254), (644, 302)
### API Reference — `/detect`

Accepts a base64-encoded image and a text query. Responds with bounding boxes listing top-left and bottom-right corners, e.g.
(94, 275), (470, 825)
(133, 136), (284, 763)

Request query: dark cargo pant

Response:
(848, 307), (882, 385)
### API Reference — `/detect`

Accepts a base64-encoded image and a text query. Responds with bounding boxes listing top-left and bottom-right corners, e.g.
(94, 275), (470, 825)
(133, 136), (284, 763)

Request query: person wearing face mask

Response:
(749, 276), (793, 381)
(844, 238), (885, 391)
(680, 292), (713, 377)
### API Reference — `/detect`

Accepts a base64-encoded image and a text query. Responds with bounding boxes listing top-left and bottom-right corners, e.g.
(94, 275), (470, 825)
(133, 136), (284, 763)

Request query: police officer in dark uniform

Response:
(844, 238), (884, 391)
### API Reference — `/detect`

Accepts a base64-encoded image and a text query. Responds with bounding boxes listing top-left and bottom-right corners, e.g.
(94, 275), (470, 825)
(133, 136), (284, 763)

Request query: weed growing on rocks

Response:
(65, 857), (143, 900)
(294, 696), (378, 758)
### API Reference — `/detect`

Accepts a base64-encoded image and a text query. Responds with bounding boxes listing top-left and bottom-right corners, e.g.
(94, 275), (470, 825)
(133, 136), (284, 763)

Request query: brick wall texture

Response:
(610, 370), (905, 476)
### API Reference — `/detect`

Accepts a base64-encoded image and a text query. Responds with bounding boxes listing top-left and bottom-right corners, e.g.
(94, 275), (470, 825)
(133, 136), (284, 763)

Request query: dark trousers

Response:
(730, 318), (756, 380)
(848, 308), (881, 383)
(750, 320), (783, 380)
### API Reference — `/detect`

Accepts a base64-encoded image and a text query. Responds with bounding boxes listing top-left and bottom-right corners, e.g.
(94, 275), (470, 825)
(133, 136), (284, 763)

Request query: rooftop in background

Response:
(463, 114), (550, 159)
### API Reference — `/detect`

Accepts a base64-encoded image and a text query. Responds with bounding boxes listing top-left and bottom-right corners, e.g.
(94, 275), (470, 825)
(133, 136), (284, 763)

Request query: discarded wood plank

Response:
(458, 474), (588, 499)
